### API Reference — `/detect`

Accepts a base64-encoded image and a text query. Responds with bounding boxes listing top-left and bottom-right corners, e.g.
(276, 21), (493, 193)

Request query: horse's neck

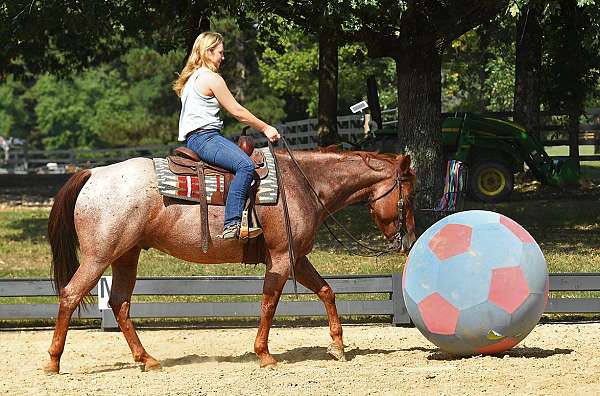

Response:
(289, 151), (391, 213)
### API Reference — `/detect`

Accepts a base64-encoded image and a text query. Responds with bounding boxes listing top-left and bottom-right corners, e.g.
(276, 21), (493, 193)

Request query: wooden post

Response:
(391, 273), (410, 325)
(101, 309), (119, 331)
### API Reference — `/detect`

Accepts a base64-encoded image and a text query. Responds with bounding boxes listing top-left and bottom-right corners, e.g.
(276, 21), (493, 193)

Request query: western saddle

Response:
(167, 134), (266, 253)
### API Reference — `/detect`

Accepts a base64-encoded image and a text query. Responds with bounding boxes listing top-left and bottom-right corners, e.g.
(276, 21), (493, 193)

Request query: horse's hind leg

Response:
(44, 258), (108, 373)
(295, 256), (345, 361)
(109, 248), (161, 371)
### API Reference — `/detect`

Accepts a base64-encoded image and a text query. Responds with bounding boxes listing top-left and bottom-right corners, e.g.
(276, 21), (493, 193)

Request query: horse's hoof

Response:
(143, 358), (162, 372)
(43, 361), (60, 374)
(259, 355), (277, 368)
(327, 343), (346, 361)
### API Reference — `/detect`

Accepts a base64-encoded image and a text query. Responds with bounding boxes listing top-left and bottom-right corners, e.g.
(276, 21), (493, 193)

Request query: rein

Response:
(276, 137), (409, 258)
(268, 140), (297, 294)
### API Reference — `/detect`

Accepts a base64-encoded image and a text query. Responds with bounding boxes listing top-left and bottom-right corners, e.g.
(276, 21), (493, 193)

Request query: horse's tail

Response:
(48, 169), (91, 294)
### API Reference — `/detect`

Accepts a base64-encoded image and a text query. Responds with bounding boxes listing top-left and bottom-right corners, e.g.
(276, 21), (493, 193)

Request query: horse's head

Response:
(367, 154), (417, 253)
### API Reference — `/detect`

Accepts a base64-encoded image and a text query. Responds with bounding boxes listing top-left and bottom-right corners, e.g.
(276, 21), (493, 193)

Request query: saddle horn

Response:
(239, 126), (255, 156)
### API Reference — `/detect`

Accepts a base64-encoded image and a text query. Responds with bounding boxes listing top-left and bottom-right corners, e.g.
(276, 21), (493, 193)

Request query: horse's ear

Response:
(395, 154), (411, 172)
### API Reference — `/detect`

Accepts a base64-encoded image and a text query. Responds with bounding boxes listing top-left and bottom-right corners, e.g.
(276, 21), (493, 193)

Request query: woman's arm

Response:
(201, 73), (280, 142)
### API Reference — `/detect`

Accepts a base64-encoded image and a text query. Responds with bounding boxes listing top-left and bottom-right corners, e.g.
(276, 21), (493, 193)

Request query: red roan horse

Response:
(44, 148), (416, 373)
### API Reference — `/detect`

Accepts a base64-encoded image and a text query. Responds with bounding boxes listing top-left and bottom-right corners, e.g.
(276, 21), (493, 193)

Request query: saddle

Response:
(167, 134), (266, 256)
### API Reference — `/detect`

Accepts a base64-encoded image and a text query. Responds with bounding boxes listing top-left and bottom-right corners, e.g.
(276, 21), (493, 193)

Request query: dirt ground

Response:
(1, 323), (600, 395)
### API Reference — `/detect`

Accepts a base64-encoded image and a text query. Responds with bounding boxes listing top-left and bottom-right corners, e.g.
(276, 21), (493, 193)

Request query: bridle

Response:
(367, 170), (413, 249)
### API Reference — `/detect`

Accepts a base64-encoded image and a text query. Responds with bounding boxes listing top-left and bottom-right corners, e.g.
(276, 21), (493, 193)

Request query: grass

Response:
(0, 207), (52, 278)
(545, 144), (600, 180)
(2, 195), (598, 278)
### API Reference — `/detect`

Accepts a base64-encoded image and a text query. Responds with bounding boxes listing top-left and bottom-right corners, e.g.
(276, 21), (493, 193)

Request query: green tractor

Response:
(441, 112), (579, 202)
(360, 112), (579, 203)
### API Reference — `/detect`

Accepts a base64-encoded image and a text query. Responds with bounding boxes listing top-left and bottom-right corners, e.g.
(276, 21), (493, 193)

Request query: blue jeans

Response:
(186, 130), (255, 229)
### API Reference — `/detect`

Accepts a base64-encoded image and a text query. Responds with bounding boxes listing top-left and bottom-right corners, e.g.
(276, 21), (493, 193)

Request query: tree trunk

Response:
(317, 31), (339, 147)
(396, 41), (444, 233)
(478, 23), (493, 112)
(568, 107), (581, 174)
(184, 2), (211, 58)
(514, 0), (543, 140)
(231, 32), (248, 101)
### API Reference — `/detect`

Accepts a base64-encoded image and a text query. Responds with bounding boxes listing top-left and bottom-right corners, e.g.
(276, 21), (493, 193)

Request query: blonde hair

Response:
(172, 32), (224, 97)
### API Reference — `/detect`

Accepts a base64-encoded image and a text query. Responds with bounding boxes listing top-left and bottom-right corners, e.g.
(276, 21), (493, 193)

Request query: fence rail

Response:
(1, 273), (599, 330)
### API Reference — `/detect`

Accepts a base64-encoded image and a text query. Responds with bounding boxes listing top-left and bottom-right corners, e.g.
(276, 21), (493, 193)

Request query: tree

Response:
(353, 1), (508, 230)
(543, 0), (600, 172)
(246, 2), (348, 146)
(0, 1), (214, 78)
(258, 28), (397, 118)
(514, 0), (544, 140)
(0, 76), (31, 139)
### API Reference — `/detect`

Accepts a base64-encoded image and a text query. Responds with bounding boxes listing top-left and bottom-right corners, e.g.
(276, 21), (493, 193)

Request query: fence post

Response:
(391, 273), (410, 325)
(23, 142), (29, 172)
(101, 309), (119, 331)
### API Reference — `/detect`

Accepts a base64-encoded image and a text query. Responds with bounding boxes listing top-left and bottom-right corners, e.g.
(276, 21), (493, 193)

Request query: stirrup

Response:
(239, 209), (263, 240)
(217, 224), (263, 240)
(239, 226), (263, 240)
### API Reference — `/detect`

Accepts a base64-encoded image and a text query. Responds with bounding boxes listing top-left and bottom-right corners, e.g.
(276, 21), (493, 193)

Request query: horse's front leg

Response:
(254, 255), (290, 367)
(295, 256), (345, 361)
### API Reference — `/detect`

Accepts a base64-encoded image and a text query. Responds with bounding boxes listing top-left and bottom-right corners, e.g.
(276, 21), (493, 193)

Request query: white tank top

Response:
(177, 69), (224, 141)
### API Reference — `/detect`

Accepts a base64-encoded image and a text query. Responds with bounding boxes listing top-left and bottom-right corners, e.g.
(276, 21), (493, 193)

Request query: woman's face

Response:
(207, 43), (224, 70)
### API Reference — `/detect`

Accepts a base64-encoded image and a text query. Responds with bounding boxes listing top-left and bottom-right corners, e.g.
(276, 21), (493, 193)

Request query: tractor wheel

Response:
(469, 161), (514, 203)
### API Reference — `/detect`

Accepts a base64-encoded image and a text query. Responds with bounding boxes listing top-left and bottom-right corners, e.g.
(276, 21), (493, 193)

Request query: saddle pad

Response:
(153, 147), (278, 205)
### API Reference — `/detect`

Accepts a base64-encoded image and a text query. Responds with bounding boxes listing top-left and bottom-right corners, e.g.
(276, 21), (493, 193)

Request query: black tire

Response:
(469, 161), (514, 203)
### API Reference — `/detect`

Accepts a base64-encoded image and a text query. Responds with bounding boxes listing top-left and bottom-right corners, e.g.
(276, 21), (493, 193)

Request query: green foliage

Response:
(9, 47), (184, 150)
(442, 19), (516, 112)
(211, 16), (288, 136)
(543, 1), (600, 113)
(0, 76), (31, 139)
(484, 52), (516, 111)
(258, 24), (396, 117)
(258, 28), (319, 116)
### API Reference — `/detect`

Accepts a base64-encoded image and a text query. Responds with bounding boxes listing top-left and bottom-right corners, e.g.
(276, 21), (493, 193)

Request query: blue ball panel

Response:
(469, 223), (524, 270)
(445, 210), (500, 227)
(454, 301), (513, 352)
(520, 244), (548, 294)
(404, 243), (441, 304)
(436, 252), (491, 310)
(508, 293), (545, 339)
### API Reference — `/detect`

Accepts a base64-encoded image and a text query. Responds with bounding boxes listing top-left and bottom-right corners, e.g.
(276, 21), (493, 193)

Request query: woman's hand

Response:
(263, 125), (281, 142)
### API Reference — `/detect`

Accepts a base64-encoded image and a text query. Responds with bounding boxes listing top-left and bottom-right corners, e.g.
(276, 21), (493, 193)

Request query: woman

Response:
(173, 32), (280, 240)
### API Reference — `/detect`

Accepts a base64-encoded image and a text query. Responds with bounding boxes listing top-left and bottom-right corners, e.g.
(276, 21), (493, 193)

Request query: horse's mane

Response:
(297, 147), (411, 174)
(317, 148), (397, 171)
(315, 146), (395, 163)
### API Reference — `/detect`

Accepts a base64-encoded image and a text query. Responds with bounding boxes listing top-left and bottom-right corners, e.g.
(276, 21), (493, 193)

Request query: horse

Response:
(43, 148), (416, 373)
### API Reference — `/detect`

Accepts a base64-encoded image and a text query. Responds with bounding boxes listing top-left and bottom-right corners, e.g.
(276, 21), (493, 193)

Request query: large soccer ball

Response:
(402, 210), (548, 356)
